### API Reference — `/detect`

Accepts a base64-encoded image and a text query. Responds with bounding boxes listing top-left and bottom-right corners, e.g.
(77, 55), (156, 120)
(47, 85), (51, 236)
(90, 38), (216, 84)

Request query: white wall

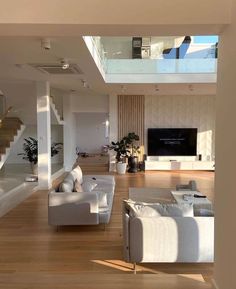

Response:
(75, 112), (109, 154)
(63, 93), (109, 169)
(0, 80), (37, 125)
(6, 125), (63, 164)
(71, 93), (108, 113)
(214, 3), (236, 289)
(145, 95), (216, 160)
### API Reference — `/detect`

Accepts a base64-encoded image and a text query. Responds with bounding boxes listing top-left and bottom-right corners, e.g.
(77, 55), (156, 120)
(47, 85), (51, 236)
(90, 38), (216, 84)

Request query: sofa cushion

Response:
(82, 181), (97, 192)
(83, 175), (115, 185)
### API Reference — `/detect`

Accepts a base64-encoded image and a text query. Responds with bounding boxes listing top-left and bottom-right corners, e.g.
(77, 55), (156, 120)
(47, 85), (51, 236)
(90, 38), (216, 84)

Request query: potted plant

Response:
(123, 132), (140, 173)
(109, 139), (129, 174)
(18, 137), (63, 175)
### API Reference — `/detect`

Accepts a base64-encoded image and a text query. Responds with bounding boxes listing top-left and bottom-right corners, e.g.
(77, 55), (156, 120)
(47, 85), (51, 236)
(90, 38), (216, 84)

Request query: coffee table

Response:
(171, 190), (213, 211)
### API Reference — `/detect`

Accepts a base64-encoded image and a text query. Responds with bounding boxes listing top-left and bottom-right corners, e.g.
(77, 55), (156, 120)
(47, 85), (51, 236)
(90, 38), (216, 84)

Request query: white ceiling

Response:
(0, 36), (216, 96)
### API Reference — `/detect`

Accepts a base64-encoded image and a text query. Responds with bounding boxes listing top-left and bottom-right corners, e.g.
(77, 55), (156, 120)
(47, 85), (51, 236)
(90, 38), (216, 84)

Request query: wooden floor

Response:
(0, 170), (215, 289)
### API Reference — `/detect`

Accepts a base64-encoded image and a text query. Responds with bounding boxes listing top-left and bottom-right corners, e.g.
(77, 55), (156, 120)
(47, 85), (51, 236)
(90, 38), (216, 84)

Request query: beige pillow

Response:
(74, 179), (83, 192)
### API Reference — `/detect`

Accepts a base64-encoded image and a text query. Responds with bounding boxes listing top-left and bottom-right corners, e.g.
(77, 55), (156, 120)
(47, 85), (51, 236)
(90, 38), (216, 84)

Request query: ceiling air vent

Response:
(29, 63), (83, 75)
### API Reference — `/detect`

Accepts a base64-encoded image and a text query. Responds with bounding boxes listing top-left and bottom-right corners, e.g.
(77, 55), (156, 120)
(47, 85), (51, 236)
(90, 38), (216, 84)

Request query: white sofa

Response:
(123, 201), (214, 265)
(48, 165), (115, 226)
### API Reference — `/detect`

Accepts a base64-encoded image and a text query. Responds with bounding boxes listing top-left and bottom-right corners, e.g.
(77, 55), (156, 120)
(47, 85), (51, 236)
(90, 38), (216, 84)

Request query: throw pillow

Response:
(59, 180), (74, 192)
(71, 165), (83, 184)
(74, 179), (83, 192)
(82, 181), (97, 192)
(64, 172), (74, 183)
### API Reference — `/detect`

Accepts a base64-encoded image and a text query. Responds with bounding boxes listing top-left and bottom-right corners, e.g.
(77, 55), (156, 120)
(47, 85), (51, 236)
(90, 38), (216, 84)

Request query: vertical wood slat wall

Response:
(118, 95), (145, 159)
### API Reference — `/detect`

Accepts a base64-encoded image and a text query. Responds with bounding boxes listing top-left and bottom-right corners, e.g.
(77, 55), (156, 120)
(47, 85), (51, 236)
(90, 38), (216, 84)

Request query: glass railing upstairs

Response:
(84, 36), (218, 84)
(105, 58), (217, 74)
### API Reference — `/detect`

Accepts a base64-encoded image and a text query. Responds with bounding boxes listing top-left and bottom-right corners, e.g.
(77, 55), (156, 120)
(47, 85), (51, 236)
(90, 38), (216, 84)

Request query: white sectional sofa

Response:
(123, 200), (214, 265)
(48, 165), (115, 226)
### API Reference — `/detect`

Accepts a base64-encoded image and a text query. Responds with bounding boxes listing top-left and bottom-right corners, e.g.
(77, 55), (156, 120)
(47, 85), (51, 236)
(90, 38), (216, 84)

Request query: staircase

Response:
(0, 117), (25, 169)
(50, 97), (65, 125)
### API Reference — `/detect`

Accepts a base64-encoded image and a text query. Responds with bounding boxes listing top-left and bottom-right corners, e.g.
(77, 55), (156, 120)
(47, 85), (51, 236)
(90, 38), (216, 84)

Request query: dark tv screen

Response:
(148, 128), (197, 156)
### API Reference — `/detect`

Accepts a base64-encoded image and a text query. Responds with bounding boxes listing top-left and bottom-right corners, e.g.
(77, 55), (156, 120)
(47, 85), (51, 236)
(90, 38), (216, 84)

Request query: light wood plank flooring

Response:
(0, 170), (214, 289)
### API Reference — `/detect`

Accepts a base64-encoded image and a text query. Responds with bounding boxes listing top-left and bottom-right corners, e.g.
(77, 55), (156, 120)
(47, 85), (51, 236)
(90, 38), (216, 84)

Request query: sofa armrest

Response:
(48, 192), (99, 225)
(128, 216), (214, 263)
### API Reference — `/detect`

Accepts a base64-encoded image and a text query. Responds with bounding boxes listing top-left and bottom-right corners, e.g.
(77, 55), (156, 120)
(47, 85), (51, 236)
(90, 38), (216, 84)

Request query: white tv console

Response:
(145, 160), (215, 171)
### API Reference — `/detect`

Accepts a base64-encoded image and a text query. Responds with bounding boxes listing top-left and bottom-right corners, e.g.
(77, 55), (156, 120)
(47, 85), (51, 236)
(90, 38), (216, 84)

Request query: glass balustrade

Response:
(84, 36), (218, 83)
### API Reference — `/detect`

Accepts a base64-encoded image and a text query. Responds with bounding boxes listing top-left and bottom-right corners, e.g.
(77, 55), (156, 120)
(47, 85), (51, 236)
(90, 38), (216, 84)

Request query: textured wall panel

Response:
(145, 95), (216, 160)
(118, 95), (145, 159)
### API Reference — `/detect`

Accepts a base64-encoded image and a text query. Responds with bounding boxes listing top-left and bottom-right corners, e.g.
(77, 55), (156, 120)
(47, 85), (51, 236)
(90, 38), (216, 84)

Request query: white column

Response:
(63, 92), (77, 171)
(214, 4), (236, 289)
(37, 81), (51, 189)
(108, 93), (118, 172)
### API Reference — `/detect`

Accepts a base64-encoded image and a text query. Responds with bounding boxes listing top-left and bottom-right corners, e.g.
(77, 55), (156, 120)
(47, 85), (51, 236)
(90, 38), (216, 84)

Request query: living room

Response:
(0, 1), (235, 289)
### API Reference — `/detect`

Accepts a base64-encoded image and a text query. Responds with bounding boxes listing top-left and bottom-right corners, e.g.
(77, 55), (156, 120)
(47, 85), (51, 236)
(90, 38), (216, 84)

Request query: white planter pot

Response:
(116, 162), (127, 174)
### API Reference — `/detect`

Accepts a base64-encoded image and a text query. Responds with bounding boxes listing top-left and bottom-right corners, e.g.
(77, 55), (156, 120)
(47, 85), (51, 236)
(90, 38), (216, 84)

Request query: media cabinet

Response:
(145, 160), (215, 171)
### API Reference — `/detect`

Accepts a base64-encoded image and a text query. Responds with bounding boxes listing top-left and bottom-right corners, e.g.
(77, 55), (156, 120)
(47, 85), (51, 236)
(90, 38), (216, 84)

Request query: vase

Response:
(30, 163), (38, 175)
(128, 156), (138, 173)
(116, 162), (127, 174)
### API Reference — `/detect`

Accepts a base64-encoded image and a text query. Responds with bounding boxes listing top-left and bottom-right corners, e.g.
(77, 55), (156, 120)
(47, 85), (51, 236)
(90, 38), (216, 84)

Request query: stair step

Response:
(1, 117), (22, 122)
(0, 127), (18, 133)
(1, 117), (23, 127)
(0, 133), (15, 140)
(0, 147), (6, 154)
(0, 138), (11, 145)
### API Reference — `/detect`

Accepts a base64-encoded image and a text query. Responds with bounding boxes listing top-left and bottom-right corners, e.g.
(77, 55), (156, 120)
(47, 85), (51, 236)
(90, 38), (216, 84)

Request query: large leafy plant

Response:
(109, 132), (140, 162)
(109, 139), (129, 162)
(123, 132), (140, 157)
(18, 137), (62, 164)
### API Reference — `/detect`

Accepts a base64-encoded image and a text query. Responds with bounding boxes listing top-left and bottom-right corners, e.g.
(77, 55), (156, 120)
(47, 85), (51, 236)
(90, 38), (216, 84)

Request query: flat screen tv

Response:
(148, 128), (197, 156)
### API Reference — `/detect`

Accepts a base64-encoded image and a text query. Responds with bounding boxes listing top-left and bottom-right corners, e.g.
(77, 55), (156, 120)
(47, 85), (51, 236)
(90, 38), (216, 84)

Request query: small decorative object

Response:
(25, 175), (38, 182)
(18, 137), (63, 175)
(102, 145), (109, 154)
